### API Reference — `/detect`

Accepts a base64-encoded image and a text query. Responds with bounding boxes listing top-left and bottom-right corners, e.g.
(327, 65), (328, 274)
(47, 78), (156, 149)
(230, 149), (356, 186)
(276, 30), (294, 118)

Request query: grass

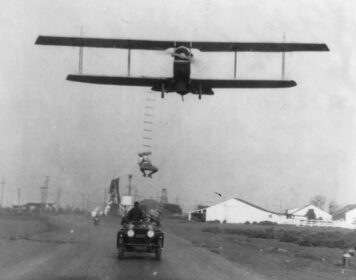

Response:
(202, 224), (356, 249)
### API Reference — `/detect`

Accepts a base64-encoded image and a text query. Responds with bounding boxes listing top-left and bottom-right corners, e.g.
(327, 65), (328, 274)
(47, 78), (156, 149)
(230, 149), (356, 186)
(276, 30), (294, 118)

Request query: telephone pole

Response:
(86, 194), (90, 211)
(81, 193), (85, 211)
(56, 188), (61, 210)
(128, 174), (132, 196)
(17, 188), (21, 206)
(40, 176), (50, 209)
(0, 177), (4, 207)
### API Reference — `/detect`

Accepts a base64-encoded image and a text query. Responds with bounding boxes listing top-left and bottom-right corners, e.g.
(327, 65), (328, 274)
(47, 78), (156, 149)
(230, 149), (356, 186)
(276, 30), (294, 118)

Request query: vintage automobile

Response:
(117, 220), (164, 260)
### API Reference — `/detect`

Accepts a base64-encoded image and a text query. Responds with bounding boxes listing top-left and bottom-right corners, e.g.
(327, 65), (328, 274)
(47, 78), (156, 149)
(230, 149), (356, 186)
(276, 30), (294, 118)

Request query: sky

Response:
(0, 0), (355, 212)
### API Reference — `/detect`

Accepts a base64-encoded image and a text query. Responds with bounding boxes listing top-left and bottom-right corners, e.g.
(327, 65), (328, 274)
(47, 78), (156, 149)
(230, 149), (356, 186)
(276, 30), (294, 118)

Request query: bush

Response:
(258, 221), (277, 226)
(201, 224), (356, 250)
(202, 226), (221, 233)
(280, 232), (301, 243)
(206, 220), (221, 224)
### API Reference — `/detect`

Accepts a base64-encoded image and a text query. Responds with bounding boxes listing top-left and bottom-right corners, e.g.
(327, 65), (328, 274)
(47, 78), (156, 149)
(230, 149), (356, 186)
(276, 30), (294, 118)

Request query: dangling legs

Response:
(140, 167), (147, 177)
(147, 166), (158, 178)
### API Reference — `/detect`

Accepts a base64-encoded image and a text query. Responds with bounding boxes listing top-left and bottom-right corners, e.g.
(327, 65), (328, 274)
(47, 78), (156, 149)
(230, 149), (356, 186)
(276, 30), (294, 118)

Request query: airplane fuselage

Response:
(172, 46), (192, 94)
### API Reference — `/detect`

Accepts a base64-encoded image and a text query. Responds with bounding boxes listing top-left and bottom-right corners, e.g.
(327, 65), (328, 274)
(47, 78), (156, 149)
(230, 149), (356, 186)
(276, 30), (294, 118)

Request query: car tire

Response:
(118, 247), (125, 259)
(155, 241), (162, 261)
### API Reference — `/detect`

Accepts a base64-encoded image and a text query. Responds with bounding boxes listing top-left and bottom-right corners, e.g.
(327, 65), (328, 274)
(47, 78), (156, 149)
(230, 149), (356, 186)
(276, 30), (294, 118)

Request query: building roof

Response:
(189, 198), (283, 215)
(288, 204), (330, 215)
(333, 204), (356, 220)
(234, 198), (282, 215)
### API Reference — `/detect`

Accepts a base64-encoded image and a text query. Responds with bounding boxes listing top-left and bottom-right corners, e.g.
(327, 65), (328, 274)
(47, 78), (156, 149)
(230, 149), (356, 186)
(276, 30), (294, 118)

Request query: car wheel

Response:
(118, 247), (125, 259)
(155, 241), (162, 261)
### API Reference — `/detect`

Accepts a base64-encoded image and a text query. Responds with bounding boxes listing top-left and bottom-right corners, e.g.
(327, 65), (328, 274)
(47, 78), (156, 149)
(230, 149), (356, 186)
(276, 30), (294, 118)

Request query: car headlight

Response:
(147, 230), (155, 238)
(127, 229), (135, 237)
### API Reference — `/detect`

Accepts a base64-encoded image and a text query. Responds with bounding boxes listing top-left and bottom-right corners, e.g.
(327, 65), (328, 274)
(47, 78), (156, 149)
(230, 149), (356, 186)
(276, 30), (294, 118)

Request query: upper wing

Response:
(67, 74), (166, 86)
(191, 78), (296, 89)
(192, 42), (329, 52)
(36, 36), (329, 52)
(36, 36), (173, 50)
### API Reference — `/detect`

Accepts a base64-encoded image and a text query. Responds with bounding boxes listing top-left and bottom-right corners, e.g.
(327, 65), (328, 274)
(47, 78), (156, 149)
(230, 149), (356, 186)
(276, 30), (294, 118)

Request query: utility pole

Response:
(81, 193), (85, 211)
(40, 176), (49, 210)
(0, 177), (4, 207)
(56, 188), (61, 210)
(134, 189), (138, 202)
(128, 174), (132, 196)
(160, 188), (168, 204)
(17, 188), (21, 206)
(86, 194), (90, 211)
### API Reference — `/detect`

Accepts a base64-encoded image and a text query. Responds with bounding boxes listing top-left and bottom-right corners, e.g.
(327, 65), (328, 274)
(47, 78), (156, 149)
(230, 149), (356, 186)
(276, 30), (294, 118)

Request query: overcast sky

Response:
(0, 0), (355, 212)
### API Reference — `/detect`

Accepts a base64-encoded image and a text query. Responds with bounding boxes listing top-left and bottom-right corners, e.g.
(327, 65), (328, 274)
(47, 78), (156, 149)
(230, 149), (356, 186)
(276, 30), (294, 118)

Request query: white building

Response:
(333, 205), (356, 225)
(188, 198), (286, 224)
(287, 204), (332, 221)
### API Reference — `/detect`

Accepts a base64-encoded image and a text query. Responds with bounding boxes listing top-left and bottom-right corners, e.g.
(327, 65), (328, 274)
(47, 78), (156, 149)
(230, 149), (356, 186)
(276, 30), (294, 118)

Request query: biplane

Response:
(35, 36), (329, 99)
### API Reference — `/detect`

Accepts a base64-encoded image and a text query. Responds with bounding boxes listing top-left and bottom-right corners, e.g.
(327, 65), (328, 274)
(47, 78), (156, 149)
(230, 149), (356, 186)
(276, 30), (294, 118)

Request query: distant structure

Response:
(188, 198), (285, 224)
(286, 204), (332, 221)
(13, 202), (55, 212)
(105, 177), (120, 216)
(160, 188), (168, 204)
(40, 176), (50, 210)
(333, 205), (356, 225)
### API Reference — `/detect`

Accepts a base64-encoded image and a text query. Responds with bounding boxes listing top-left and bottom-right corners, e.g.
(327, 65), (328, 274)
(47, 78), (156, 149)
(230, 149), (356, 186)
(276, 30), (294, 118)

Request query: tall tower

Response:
(160, 188), (168, 204)
(40, 176), (49, 209)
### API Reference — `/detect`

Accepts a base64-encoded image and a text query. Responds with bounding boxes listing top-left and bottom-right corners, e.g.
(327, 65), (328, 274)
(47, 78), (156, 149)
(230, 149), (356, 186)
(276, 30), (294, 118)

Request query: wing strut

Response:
(127, 48), (131, 77)
(234, 51), (237, 79)
(78, 27), (84, 74)
(281, 33), (286, 80)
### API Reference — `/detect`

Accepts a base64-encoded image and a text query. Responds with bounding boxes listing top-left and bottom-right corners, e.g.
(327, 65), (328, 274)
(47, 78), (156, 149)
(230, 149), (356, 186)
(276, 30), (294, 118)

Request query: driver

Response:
(127, 201), (145, 222)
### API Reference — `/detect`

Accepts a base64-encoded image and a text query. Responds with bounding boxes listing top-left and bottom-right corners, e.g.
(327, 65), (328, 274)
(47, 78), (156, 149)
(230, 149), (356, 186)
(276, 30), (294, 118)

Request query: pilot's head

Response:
(134, 201), (139, 208)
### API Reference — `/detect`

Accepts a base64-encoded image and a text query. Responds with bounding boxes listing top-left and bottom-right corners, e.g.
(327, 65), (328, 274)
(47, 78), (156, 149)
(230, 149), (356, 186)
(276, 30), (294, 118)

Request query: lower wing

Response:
(67, 74), (167, 87)
(191, 79), (296, 89)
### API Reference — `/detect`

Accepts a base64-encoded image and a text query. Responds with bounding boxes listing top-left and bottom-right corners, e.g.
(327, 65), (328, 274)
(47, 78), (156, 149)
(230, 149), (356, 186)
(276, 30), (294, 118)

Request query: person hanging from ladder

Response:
(138, 152), (159, 178)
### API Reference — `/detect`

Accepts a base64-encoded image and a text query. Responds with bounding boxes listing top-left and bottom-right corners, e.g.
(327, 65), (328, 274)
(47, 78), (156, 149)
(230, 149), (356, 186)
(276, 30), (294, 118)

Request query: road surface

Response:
(0, 215), (265, 280)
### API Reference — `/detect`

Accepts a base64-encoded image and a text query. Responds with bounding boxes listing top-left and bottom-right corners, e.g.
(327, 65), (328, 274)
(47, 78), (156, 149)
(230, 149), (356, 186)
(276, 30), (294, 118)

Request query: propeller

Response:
(155, 48), (205, 73)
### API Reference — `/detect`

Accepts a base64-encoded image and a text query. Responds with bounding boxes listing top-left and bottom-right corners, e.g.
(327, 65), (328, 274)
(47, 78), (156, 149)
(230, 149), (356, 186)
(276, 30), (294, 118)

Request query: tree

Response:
(310, 195), (326, 210)
(305, 209), (316, 220)
(328, 201), (338, 215)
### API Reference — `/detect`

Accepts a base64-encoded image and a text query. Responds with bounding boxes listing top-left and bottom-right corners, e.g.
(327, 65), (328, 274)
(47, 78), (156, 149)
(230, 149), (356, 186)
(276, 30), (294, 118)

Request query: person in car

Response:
(127, 202), (145, 222)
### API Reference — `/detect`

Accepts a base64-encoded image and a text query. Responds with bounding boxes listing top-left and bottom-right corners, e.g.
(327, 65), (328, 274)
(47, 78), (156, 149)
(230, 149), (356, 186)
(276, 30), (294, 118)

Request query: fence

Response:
(282, 219), (356, 229)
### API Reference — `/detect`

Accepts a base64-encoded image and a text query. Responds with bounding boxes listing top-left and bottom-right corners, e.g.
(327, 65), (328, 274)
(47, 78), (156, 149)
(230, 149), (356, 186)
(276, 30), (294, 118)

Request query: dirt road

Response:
(0, 215), (264, 280)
